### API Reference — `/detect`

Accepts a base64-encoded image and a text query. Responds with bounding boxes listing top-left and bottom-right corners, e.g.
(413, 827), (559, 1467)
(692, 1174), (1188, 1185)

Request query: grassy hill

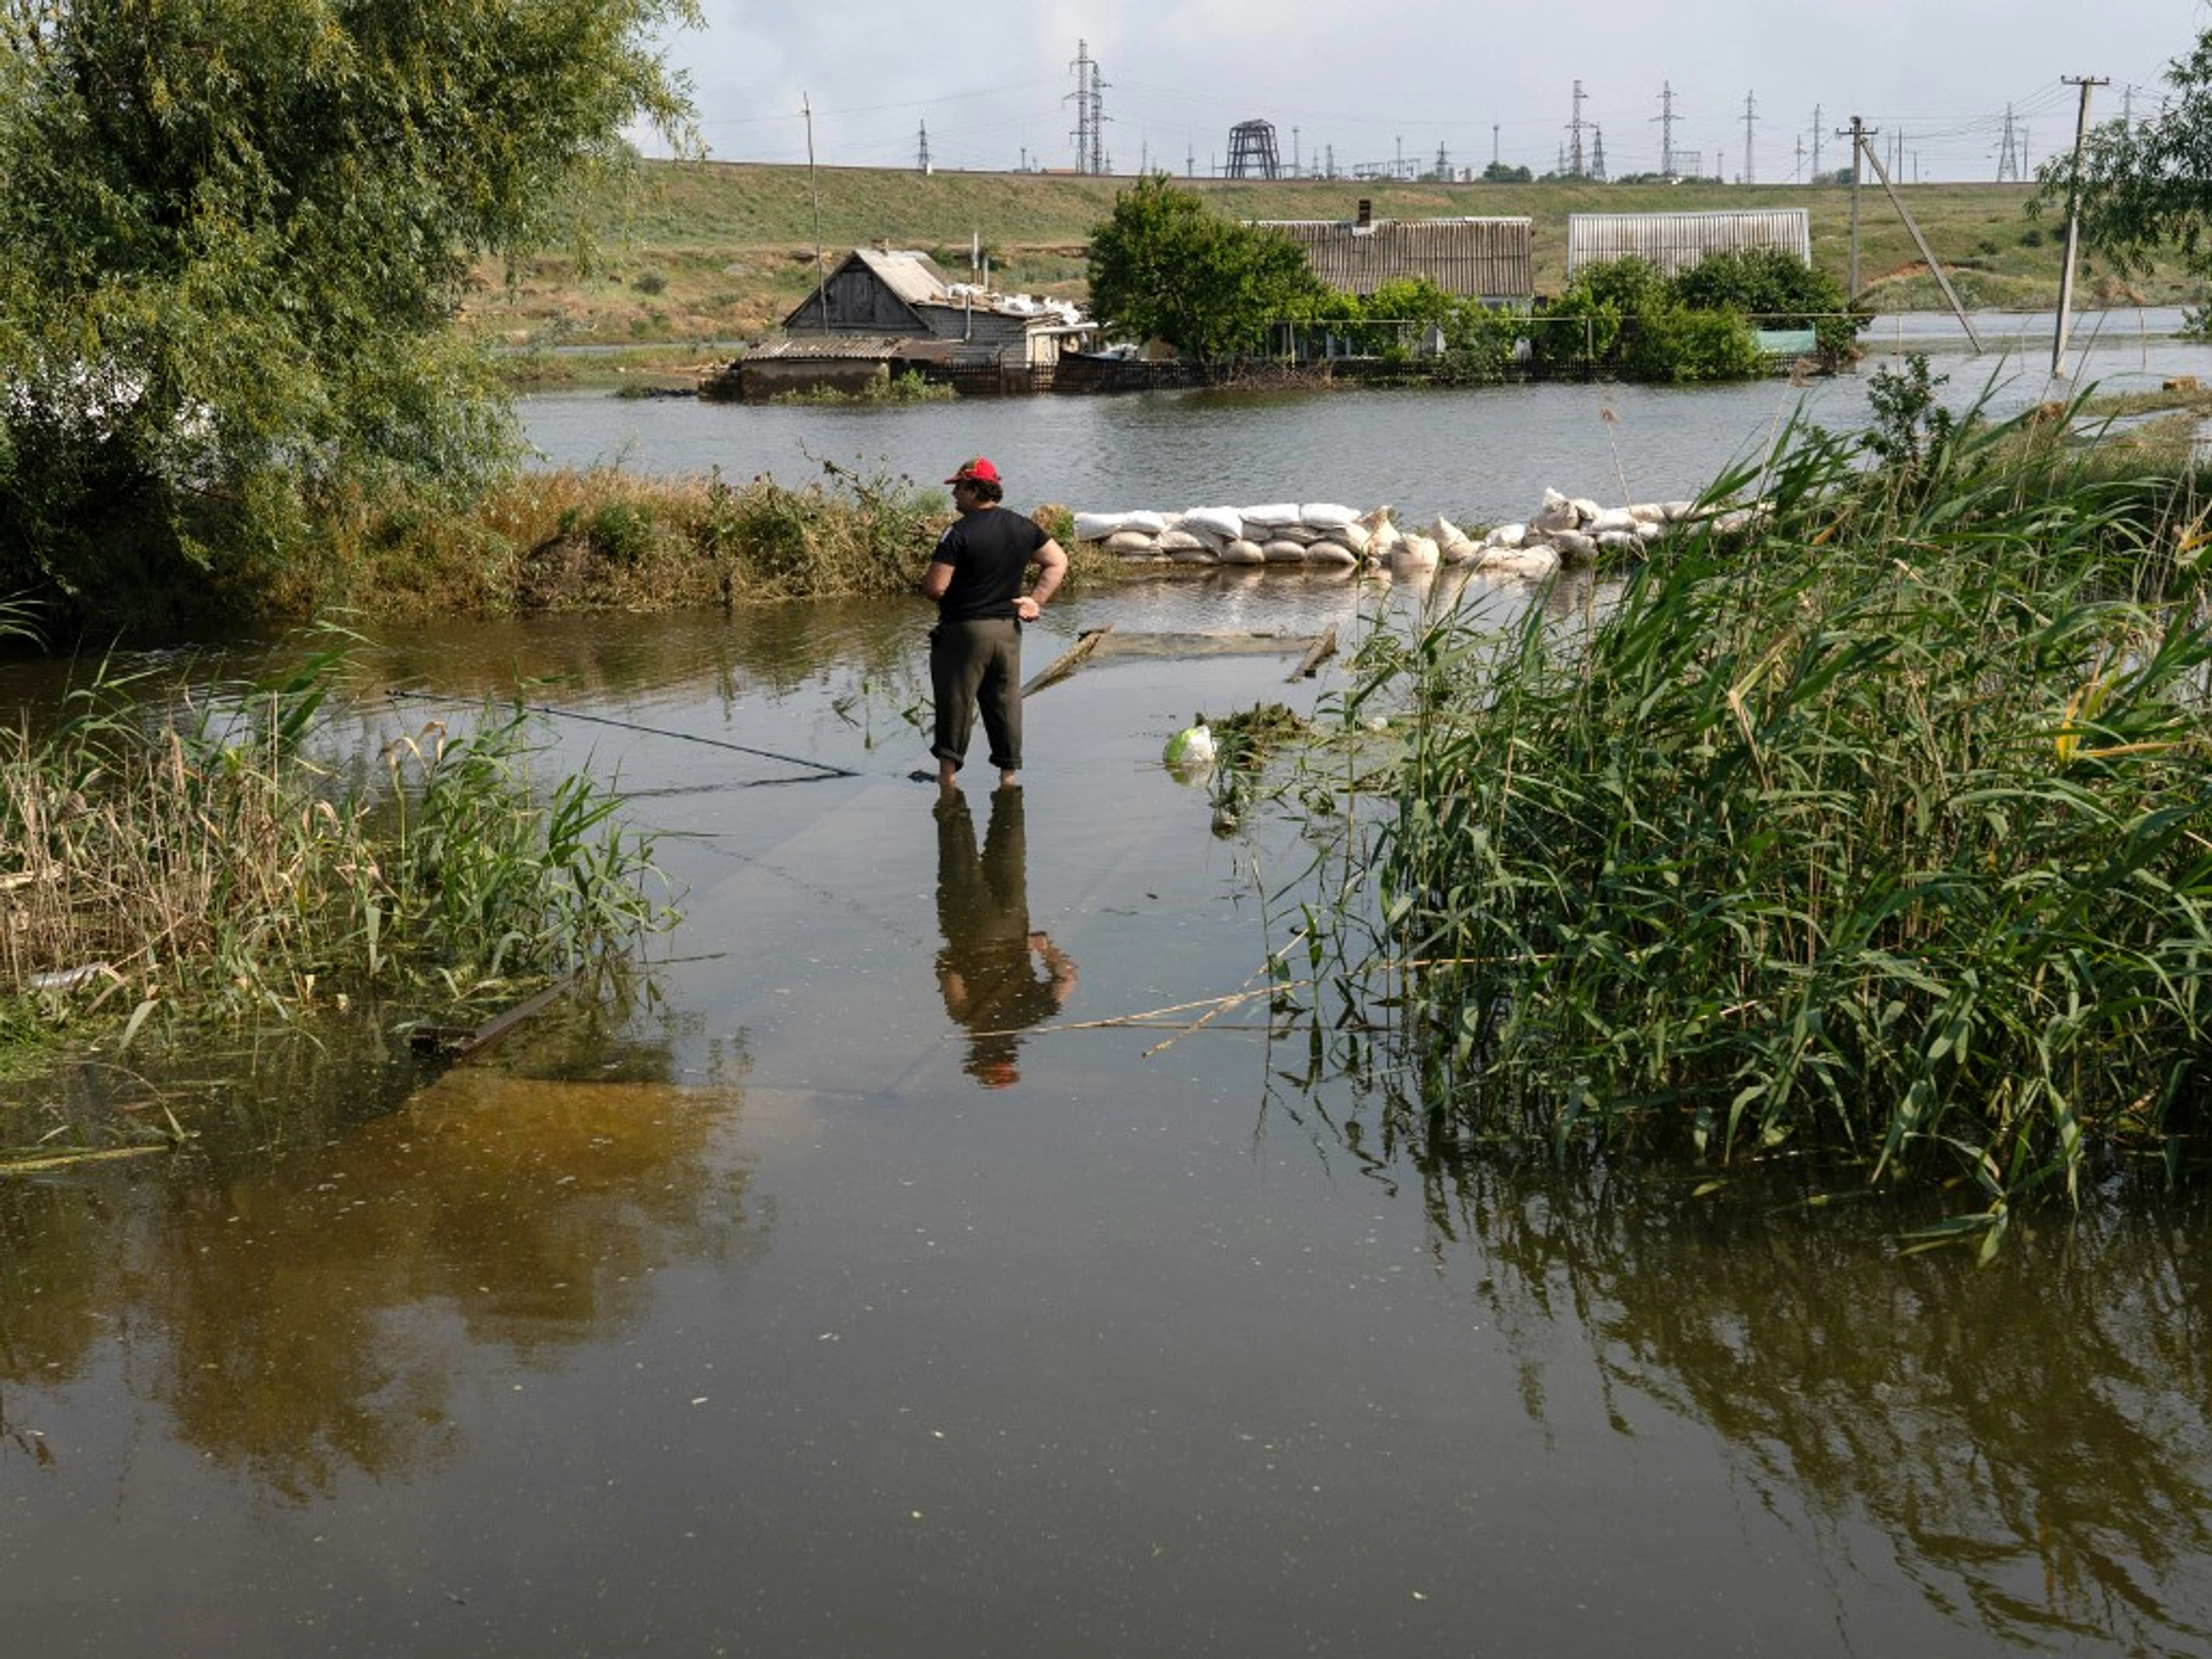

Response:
(466, 160), (2202, 358)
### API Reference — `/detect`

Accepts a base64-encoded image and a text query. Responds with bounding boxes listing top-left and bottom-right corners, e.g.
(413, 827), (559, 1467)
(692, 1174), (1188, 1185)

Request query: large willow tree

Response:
(0, 0), (697, 626)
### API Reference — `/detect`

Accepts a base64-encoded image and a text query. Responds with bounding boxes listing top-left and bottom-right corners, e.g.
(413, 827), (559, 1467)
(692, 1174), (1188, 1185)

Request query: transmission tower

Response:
(1225, 120), (1281, 179)
(1590, 125), (1607, 182)
(1653, 81), (1679, 180)
(917, 120), (931, 173)
(1066, 41), (1109, 175)
(1741, 90), (1758, 184)
(1811, 104), (1822, 177)
(1995, 105), (2021, 181)
(1567, 80), (1591, 177)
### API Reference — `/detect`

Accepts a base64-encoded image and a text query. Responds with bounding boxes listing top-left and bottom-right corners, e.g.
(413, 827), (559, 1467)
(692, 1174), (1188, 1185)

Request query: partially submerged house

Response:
(706, 247), (1094, 399)
(1565, 208), (1811, 279)
(1254, 203), (1534, 306)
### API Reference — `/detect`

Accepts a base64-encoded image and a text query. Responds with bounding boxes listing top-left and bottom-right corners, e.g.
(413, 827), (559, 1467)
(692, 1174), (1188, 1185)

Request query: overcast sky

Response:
(633, 0), (2206, 184)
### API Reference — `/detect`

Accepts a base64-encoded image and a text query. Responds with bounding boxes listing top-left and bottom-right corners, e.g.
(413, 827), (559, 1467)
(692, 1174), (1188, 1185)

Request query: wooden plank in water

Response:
(1022, 626), (1115, 695)
(1289, 623), (1339, 680)
(409, 976), (575, 1062)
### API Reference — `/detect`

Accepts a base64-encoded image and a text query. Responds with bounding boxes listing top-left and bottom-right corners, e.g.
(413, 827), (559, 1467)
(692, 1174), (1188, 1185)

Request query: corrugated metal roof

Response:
(849, 247), (954, 306)
(1252, 217), (1533, 302)
(741, 334), (967, 363)
(1566, 210), (1811, 277)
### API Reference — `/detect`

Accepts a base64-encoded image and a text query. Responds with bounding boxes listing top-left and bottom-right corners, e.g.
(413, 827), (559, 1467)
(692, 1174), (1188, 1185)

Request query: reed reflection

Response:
(932, 785), (1077, 1088)
(1282, 1070), (2212, 1654)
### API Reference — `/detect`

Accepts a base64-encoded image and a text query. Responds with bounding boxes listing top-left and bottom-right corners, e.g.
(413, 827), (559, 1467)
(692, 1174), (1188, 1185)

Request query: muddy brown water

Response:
(5, 563), (2212, 1654)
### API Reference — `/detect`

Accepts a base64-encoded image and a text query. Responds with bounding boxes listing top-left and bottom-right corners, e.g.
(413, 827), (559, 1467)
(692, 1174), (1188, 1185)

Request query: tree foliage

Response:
(1085, 173), (1328, 365)
(2032, 29), (2212, 285)
(0, 0), (698, 628)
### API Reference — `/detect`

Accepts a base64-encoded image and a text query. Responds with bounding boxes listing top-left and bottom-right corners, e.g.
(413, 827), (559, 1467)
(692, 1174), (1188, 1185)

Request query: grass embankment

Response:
(0, 632), (667, 1121)
(465, 162), (2201, 359)
(305, 462), (1102, 623)
(1291, 378), (2212, 1239)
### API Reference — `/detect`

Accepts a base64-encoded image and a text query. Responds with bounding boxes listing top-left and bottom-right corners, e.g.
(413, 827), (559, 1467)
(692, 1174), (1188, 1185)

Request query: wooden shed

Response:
(1252, 210), (1533, 305)
(1566, 209), (1811, 278)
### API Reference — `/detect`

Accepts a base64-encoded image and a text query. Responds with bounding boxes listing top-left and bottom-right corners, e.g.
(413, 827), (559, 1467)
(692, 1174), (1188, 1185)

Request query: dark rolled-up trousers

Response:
(930, 616), (1022, 774)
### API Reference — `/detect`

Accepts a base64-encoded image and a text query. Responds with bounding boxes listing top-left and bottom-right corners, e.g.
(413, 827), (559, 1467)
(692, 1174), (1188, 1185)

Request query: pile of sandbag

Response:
(1071, 503), (1371, 569)
(1071, 490), (1761, 580)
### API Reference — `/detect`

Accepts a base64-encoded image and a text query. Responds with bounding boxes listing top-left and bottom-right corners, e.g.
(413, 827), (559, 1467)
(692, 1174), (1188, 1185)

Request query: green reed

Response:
(1305, 397), (2212, 1241)
(2, 639), (669, 1032)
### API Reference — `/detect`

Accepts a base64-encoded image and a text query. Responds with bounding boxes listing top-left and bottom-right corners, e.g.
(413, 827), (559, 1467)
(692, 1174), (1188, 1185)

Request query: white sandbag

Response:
(1104, 529), (1159, 554)
(1073, 511), (1131, 542)
(1628, 503), (1668, 525)
(1587, 506), (1638, 535)
(1268, 523), (1323, 544)
(1300, 502), (1359, 529)
(1552, 530), (1599, 565)
(1475, 543), (1562, 577)
(1569, 497), (1603, 525)
(1484, 522), (1528, 550)
(1157, 528), (1210, 551)
(1634, 519), (1664, 542)
(1166, 545), (1218, 565)
(1330, 522), (1372, 555)
(1529, 489), (1579, 533)
(1392, 534), (1441, 570)
(1221, 538), (1267, 565)
(1427, 515), (1470, 547)
(1262, 539), (1310, 563)
(1596, 530), (1643, 553)
(1659, 500), (1698, 522)
(1121, 510), (1170, 534)
(1306, 543), (1359, 569)
(1242, 502), (1303, 528)
(1183, 505), (1244, 542)
(1441, 537), (1480, 565)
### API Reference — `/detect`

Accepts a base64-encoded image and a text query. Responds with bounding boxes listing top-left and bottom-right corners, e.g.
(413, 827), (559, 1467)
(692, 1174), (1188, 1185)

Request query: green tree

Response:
(1665, 246), (1866, 364)
(2031, 29), (2212, 287)
(0, 0), (698, 628)
(1085, 173), (1327, 367)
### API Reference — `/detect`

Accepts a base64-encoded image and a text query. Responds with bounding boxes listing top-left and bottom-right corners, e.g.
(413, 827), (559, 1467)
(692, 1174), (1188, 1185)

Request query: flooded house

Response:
(704, 246), (1094, 400)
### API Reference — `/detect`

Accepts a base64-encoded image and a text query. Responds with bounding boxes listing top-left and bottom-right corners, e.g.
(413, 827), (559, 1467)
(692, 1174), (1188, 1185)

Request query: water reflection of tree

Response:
(1, 1068), (762, 1503)
(1274, 1068), (2212, 1652)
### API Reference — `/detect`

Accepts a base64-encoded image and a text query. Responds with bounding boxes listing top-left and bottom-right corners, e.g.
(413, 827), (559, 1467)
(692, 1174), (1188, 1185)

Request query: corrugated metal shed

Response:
(1566, 209), (1811, 278)
(1253, 217), (1533, 303)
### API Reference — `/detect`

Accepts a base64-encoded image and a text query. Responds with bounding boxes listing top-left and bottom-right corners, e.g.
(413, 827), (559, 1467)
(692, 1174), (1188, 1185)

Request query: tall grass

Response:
(2, 638), (668, 1030)
(1303, 385), (2212, 1243)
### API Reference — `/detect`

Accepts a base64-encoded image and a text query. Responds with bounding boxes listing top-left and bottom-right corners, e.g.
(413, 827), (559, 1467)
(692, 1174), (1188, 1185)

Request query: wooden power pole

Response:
(2052, 75), (2109, 377)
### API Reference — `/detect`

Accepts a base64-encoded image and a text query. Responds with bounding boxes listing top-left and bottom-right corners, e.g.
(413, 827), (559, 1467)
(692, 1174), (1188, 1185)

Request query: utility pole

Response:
(1812, 104), (1822, 177)
(1741, 90), (1758, 185)
(1858, 125), (1983, 348)
(1654, 81), (1679, 181)
(802, 92), (826, 334)
(1841, 116), (1870, 297)
(2053, 75), (2110, 376)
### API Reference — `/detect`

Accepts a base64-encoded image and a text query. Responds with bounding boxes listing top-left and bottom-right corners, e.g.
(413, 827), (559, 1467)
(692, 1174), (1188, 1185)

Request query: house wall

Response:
(785, 266), (926, 334)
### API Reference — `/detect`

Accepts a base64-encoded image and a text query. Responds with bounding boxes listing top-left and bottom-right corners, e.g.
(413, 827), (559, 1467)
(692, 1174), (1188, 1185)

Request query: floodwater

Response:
(7, 358), (2212, 1656)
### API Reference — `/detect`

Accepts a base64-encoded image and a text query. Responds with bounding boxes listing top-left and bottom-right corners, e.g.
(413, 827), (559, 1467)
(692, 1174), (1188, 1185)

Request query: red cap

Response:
(945, 456), (1001, 485)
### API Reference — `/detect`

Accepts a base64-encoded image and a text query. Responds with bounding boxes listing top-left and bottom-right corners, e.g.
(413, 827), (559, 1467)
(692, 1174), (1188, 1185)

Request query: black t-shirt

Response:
(931, 506), (1048, 622)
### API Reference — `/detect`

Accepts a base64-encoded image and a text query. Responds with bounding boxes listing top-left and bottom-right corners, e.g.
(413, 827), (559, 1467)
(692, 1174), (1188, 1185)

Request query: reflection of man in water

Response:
(934, 785), (1077, 1089)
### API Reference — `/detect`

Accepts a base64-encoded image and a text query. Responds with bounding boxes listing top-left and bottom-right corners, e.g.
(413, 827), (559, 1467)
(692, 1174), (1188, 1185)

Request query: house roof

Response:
(1566, 209), (1812, 277)
(1252, 217), (1533, 301)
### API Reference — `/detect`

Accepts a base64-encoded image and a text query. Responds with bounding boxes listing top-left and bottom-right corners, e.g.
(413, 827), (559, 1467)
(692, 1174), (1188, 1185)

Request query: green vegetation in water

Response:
(1281, 359), (2212, 1246)
(2, 632), (671, 1054)
(768, 371), (957, 406)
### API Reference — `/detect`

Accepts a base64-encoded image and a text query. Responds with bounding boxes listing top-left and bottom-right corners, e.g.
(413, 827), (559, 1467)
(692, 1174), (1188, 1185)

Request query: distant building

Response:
(1252, 203), (1534, 305)
(708, 247), (1094, 399)
(1566, 208), (1811, 278)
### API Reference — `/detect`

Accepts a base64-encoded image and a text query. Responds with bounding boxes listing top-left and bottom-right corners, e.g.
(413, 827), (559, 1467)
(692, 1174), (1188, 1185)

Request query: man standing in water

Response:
(918, 456), (1067, 792)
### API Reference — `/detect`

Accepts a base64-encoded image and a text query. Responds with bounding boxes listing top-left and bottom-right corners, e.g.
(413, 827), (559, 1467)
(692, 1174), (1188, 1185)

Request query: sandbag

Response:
(1073, 511), (1134, 542)
(1182, 505), (1244, 542)
(1587, 506), (1638, 535)
(1529, 489), (1579, 533)
(1242, 502), (1303, 529)
(1104, 529), (1159, 554)
(1220, 539), (1267, 565)
(1306, 543), (1359, 569)
(1262, 540), (1310, 563)
(1483, 522), (1528, 550)
(1300, 502), (1359, 529)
